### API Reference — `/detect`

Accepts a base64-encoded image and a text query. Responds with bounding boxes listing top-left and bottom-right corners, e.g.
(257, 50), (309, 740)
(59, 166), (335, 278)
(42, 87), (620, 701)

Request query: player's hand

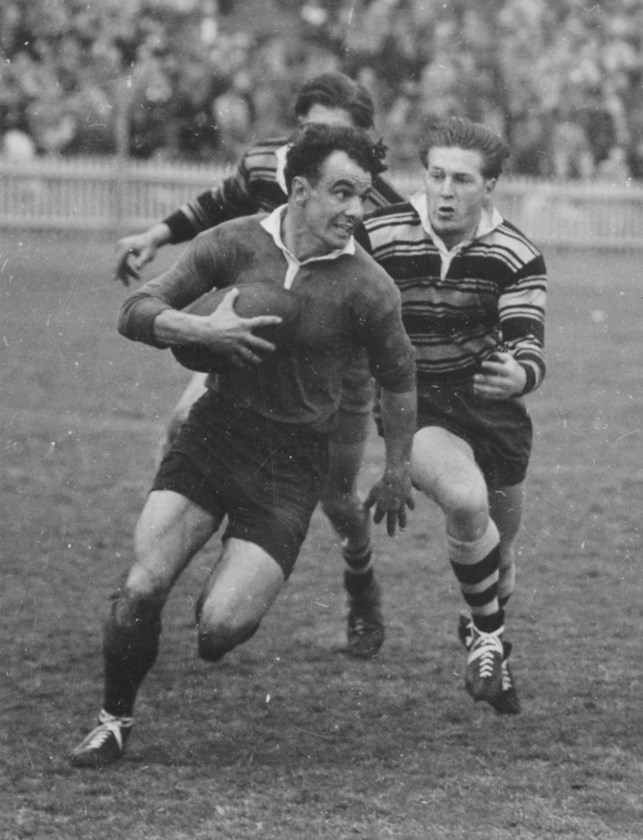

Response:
(115, 233), (159, 286)
(364, 468), (415, 537)
(198, 289), (283, 368)
(473, 351), (526, 400)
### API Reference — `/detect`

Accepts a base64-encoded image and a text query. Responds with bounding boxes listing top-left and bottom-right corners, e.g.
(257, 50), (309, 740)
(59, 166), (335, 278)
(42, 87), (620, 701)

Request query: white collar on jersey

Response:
(409, 190), (504, 246)
(409, 190), (504, 280)
(260, 205), (356, 288)
(275, 144), (288, 194)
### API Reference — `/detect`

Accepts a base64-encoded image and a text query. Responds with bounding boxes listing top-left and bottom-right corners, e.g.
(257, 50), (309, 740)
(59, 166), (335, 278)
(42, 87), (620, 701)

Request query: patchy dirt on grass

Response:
(1, 232), (642, 840)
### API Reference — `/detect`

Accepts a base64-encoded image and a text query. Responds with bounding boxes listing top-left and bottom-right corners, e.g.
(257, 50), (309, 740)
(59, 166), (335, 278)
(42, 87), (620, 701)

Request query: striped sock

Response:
(448, 521), (504, 634)
(342, 541), (374, 596)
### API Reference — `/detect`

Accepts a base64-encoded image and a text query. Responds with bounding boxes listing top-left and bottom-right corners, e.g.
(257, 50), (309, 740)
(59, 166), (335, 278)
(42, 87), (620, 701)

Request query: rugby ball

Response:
(171, 283), (300, 373)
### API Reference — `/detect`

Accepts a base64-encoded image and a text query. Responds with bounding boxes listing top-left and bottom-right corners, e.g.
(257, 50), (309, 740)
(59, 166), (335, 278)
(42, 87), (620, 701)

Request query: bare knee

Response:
(194, 587), (260, 661)
(196, 619), (259, 662)
(442, 482), (489, 539)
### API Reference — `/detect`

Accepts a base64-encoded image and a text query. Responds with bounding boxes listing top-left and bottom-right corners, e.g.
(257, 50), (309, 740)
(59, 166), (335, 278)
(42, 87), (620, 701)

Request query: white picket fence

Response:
(1, 156), (642, 249)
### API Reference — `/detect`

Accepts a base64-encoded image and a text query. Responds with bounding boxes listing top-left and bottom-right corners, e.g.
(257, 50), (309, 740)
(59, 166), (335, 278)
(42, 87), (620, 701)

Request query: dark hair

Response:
(294, 72), (375, 131)
(419, 116), (510, 179)
(284, 124), (385, 192)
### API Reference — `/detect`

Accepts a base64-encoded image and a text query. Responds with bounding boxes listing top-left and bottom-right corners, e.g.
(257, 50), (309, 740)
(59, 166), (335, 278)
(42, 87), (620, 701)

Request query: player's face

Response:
(296, 151), (371, 257)
(423, 146), (496, 248)
(300, 104), (358, 129)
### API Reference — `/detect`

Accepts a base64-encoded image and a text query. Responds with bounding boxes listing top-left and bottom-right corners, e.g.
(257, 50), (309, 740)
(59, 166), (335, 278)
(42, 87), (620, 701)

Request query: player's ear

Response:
(485, 177), (497, 195)
(290, 175), (310, 204)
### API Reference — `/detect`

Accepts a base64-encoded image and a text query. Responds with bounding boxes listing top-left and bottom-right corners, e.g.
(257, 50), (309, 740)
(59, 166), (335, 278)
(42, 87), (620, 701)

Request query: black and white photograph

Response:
(1, 2), (641, 838)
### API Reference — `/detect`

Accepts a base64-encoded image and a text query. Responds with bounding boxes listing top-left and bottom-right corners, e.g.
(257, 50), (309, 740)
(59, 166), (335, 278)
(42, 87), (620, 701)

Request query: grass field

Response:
(1, 229), (642, 840)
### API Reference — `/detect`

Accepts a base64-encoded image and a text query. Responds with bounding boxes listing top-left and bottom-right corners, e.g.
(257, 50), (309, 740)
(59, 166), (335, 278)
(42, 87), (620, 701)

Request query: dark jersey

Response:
(119, 212), (416, 433)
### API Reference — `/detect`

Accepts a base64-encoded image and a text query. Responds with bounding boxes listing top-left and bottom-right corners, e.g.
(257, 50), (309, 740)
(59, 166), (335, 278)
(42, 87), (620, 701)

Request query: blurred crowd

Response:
(1, 0), (642, 182)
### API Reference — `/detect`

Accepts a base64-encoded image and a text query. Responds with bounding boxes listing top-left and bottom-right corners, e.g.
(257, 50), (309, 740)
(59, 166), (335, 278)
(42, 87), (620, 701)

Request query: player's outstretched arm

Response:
(115, 223), (173, 286)
(364, 387), (416, 536)
(115, 143), (275, 286)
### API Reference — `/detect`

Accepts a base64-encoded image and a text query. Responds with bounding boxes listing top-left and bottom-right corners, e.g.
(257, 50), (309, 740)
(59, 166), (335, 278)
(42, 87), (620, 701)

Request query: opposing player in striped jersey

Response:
(356, 117), (547, 713)
(115, 72), (404, 659)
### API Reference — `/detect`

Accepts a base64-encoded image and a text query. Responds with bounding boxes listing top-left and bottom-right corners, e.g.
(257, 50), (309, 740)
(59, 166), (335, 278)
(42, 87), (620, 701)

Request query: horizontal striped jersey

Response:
(357, 197), (547, 394)
(163, 137), (404, 243)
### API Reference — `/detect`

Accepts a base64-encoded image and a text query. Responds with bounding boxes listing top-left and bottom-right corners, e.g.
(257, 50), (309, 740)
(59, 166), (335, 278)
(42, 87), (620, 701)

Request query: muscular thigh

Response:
(198, 538), (285, 630)
(411, 426), (486, 508)
(127, 490), (221, 595)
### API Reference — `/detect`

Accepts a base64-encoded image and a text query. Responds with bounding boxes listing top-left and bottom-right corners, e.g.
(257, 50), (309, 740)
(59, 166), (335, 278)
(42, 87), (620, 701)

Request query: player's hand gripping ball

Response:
(171, 283), (300, 373)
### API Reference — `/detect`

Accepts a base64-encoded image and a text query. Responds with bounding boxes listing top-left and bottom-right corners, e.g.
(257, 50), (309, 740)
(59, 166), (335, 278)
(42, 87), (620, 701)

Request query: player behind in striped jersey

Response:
(356, 116), (548, 713)
(115, 72), (404, 659)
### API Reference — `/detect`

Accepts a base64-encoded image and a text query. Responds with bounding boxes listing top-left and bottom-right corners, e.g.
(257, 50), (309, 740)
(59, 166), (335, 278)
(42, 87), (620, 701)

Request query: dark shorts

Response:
(152, 391), (329, 578)
(203, 357), (374, 447)
(416, 384), (533, 489)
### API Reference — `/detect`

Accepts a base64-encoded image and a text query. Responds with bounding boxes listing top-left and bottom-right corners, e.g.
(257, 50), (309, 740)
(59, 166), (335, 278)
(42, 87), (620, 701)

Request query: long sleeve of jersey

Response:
(496, 254), (547, 394)
(161, 139), (287, 244)
(358, 203), (547, 395)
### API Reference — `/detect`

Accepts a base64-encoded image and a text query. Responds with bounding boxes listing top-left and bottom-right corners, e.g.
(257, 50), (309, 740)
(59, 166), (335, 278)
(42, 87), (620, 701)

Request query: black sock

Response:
(344, 566), (374, 597)
(472, 608), (505, 635)
(101, 597), (161, 719)
(102, 644), (158, 719)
